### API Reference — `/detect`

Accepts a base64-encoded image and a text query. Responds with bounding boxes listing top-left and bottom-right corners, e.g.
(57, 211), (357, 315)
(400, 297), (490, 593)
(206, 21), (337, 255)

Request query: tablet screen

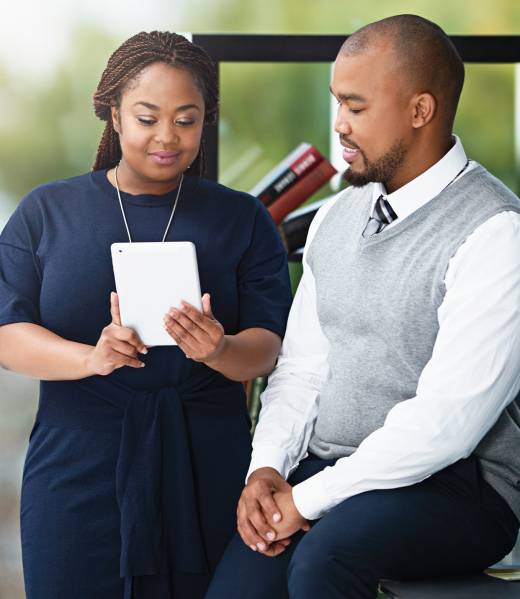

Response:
(111, 241), (202, 346)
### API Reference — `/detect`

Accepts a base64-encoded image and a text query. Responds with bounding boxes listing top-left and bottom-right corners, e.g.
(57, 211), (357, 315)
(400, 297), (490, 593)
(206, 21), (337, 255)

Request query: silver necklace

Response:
(114, 164), (184, 243)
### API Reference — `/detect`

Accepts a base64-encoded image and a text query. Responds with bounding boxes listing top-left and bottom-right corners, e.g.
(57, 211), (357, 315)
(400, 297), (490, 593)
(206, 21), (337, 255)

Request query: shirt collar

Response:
(371, 135), (468, 221)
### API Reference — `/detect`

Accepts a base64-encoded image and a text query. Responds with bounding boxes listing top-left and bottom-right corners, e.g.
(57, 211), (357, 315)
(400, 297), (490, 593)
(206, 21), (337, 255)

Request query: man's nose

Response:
(334, 107), (352, 136)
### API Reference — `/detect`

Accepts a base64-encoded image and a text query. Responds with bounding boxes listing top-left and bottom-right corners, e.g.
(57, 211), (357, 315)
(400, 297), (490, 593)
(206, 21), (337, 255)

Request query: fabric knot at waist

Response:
(38, 370), (245, 577)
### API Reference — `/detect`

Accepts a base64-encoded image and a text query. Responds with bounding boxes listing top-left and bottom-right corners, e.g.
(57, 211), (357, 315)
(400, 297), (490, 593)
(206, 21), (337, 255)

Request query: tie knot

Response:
(373, 195), (397, 226)
(362, 195), (398, 238)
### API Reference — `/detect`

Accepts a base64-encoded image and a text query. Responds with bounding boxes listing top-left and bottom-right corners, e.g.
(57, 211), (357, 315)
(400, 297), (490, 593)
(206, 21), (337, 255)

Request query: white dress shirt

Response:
(248, 137), (520, 520)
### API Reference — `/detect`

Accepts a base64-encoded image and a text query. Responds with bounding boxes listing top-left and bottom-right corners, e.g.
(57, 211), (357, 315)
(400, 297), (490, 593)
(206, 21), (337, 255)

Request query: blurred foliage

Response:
(456, 64), (515, 190)
(178, 0), (520, 35)
(0, 27), (113, 202)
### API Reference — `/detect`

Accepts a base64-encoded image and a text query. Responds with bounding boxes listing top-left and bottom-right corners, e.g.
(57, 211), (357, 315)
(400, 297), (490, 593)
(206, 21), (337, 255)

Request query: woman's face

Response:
(111, 62), (205, 189)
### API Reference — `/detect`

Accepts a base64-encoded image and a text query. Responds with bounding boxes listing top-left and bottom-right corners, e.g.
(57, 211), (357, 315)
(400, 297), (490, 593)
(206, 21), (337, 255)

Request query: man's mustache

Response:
(340, 136), (361, 151)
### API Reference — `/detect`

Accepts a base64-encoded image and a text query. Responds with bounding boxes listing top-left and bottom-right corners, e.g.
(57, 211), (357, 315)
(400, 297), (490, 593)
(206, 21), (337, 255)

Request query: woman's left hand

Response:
(164, 293), (226, 362)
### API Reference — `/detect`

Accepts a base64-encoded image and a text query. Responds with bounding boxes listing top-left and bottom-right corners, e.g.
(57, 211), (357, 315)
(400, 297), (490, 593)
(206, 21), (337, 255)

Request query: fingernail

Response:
(266, 531), (275, 541)
(273, 513), (281, 523)
(249, 545), (257, 552)
(257, 542), (266, 551)
(140, 362), (145, 368)
(141, 348), (148, 354)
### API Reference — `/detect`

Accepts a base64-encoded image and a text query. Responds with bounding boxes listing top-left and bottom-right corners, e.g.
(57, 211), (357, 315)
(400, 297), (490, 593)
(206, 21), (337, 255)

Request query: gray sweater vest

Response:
(307, 165), (520, 521)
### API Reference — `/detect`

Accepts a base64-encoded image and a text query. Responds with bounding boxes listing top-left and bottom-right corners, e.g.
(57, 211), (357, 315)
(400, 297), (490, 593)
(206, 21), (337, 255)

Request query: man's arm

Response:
(246, 260), (329, 479)
(237, 264), (328, 552)
(291, 211), (520, 520)
(247, 198), (338, 480)
(236, 196), (340, 553)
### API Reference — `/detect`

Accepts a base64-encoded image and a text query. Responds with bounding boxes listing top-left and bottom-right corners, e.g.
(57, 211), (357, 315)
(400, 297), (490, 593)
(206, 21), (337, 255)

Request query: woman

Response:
(0, 32), (291, 598)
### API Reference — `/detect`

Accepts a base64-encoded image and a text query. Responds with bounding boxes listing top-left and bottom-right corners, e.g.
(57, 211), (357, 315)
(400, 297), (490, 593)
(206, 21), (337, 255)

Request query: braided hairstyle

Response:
(92, 31), (218, 176)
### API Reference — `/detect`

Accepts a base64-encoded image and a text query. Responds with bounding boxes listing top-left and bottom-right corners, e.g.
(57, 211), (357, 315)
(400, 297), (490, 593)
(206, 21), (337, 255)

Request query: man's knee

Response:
(207, 534), (290, 599)
(287, 532), (379, 599)
(287, 533), (316, 584)
(287, 525), (376, 593)
(288, 529), (347, 580)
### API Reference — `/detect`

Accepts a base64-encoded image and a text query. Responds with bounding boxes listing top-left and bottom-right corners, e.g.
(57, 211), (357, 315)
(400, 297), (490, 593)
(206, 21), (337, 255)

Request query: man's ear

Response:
(411, 92), (436, 129)
(111, 106), (121, 134)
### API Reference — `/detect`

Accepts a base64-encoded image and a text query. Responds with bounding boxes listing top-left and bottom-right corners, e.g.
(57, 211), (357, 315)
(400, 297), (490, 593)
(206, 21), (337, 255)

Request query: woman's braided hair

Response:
(92, 31), (218, 175)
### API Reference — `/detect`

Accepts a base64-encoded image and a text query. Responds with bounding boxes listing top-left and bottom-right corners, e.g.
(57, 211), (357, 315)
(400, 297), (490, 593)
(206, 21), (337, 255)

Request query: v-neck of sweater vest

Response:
(358, 164), (487, 248)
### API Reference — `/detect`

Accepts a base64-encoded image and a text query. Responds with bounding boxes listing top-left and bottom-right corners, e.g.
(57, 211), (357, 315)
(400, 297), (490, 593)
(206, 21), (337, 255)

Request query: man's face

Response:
(331, 44), (412, 189)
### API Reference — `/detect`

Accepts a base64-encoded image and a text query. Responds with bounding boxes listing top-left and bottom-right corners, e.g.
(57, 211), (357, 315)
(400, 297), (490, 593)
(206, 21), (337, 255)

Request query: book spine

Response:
(280, 198), (330, 253)
(280, 208), (320, 253)
(259, 146), (323, 206)
(249, 142), (310, 197)
(268, 161), (337, 225)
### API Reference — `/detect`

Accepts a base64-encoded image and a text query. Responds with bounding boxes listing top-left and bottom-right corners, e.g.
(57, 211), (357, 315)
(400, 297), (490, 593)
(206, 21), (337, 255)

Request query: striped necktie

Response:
(362, 194), (398, 237)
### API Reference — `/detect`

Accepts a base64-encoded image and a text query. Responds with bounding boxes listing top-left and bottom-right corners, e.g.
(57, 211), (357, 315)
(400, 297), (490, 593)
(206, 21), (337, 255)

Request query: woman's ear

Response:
(111, 106), (121, 134)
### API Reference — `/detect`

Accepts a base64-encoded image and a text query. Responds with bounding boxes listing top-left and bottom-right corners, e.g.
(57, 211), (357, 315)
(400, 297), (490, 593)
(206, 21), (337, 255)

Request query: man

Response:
(206, 14), (520, 599)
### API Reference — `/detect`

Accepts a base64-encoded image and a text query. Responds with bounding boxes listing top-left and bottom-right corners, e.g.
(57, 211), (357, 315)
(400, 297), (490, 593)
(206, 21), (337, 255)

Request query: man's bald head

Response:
(340, 15), (464, 132)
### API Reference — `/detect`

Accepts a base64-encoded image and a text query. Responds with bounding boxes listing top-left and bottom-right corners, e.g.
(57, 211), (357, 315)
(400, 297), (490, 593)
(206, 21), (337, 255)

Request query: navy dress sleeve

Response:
(0, 192), (43, 326)
(237, 202), (292, 339)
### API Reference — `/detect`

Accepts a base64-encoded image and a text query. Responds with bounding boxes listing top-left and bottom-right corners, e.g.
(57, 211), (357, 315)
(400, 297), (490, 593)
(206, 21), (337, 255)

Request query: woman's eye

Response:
(349, 108), (364, 114)
(136, 117), (196, 126)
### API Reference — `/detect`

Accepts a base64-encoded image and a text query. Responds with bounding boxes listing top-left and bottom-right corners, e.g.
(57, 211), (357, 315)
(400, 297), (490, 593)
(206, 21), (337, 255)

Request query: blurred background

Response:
(1, 1), (520, 596)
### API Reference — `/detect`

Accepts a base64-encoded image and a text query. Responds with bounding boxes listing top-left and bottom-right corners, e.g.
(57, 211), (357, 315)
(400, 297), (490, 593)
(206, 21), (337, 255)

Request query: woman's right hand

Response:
(86, 292), (148, 376)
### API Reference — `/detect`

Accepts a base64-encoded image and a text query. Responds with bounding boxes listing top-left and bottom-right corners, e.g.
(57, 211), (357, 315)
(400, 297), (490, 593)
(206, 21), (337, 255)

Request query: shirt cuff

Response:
(246, 445), (293, 483)
(292, 470), (335, 520)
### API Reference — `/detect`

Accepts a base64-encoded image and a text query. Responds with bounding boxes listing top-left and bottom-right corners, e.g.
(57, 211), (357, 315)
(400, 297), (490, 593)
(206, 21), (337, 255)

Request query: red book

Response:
(250, 143), (310, 197)
(258, 146), (324, 206)
(268, 160), (337, 225)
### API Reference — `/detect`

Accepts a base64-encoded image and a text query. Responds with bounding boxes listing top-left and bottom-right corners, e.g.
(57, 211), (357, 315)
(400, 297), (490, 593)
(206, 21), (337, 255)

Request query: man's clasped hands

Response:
(237, 467), (311, 556)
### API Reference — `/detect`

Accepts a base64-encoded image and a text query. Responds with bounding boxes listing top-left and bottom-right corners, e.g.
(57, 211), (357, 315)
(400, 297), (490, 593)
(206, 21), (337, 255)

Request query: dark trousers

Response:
(205, 454), (519, 599)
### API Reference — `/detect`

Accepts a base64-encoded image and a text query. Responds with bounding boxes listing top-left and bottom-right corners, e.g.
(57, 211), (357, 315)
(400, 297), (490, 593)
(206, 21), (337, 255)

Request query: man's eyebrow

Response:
(132, 101), (201, 111)
(329, 86), (366, 102)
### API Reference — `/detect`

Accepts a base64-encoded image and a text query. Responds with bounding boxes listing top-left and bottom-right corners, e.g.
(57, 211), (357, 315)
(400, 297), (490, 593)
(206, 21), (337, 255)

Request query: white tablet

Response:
(111, 241), (202, 347)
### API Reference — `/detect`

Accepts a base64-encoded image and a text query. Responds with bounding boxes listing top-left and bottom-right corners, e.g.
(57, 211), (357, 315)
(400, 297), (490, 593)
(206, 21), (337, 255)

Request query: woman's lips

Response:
(150, 152), (180, 166)
(342, 147), (360, 163)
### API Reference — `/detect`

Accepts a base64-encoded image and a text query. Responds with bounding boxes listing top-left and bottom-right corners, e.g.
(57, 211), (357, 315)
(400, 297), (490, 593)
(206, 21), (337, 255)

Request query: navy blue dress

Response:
(0, 170), (292, 599)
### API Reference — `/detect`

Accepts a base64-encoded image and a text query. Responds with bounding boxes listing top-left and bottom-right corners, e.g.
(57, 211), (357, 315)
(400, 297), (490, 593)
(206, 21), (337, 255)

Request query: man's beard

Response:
(343, 139), (408, 188)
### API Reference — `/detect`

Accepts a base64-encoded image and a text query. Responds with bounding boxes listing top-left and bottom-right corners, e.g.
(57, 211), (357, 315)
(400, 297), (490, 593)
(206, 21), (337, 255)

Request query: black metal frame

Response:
(192, 34), (520, 182)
